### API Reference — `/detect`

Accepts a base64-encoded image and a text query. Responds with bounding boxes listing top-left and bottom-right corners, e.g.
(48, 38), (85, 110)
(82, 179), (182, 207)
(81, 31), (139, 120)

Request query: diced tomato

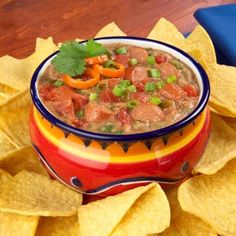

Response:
(53, 86), (76, 101)
(38, 84), (56, 101)
(99, 89), (121, 103)
(72, 93), (89, 110)
(117, 108), (132, 125)
(115, 54), (129, 67)
(155, 54), (168, 64)
(160, 84), (187, 101)
(128, 46), (148, 63)
(131, 103), (164, 122)
(157, 62), (180, 79)
(84, 102), (113, 123)
(130, 92), (150, 103)
(183, 84), (199, 97)
(52, 99), (74, 116)
(98, 78), (121, 89)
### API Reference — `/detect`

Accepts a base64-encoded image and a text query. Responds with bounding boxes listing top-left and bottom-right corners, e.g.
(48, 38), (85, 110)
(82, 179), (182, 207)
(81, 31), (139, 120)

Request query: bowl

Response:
(30, 36), (210, 196)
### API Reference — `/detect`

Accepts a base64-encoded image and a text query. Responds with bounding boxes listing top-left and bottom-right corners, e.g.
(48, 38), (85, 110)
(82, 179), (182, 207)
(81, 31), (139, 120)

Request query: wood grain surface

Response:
(0, 0), (235, 58)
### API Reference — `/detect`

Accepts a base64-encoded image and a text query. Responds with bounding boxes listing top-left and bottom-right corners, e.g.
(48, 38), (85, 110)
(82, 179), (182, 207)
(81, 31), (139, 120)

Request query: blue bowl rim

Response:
(30, 36), (210, 142)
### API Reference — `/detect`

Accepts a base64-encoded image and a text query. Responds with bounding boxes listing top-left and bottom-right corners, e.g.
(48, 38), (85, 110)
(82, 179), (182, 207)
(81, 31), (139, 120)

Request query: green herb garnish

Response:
(53, 80), (64, 87)
(52, 39), (107, 77)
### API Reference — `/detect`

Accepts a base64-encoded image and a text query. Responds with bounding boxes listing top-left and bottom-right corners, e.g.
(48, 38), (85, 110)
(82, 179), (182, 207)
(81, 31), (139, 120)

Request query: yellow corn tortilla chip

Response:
(35, 215), (79, 236)
(0, 170), (82, 216)
(147, 18), (185, 48)
(206, 63), (236, 117)
(0, 107), (31, 147)
(158, 188), (217, 236)
(222, 116), (236, 131)
(0, 146), (48, 177)
(95, 22), (126, 38)
(185, 25), (216, 64)
(0, 88), (31, 112)
(78, 183), (170, 236)
(0, 169), (12, 185)
(178, 158), (236, 236)
(0, 212), (39, 236)
(194, 113), (236, 175)
(186, 49), (208, 70)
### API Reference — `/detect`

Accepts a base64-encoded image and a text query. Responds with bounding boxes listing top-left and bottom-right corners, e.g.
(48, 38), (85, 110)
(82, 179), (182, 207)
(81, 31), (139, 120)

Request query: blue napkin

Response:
(194, 4), (236, 66)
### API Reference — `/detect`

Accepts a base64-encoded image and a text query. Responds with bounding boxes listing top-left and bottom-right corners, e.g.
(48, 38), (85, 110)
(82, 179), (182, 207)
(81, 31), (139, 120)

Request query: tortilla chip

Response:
(0, 170), (82, 216)
(222, 116), (236, 131)
(185, 25), (216, 64)
(206, 63), (236, 117)
(95, 22), (126, 38)
(194, 113), (236, 174)
(0, 107), (31, 147)
(0, 212), (39, 236)
(0, 146), (48, 177)
(0, 169), (12, 185)
(178, 158), (236, 236)
(158, 188), (217, 236)
(78, 183), (170, 236)
(36, 215), (79, 236)
(186, 49), (208, 70)
(147, 18), (185, 48)
(0, 88), (31, 112)
(0, 129), (18, 157)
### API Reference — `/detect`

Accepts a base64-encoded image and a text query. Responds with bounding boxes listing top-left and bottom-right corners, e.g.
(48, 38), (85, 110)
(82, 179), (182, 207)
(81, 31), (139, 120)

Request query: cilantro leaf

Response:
(51, 40), (107, 77)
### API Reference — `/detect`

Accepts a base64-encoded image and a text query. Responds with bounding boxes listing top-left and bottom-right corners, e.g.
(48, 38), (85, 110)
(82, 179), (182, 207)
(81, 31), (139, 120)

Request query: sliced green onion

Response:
(150, 96), (161, 105)
(129, 58), (138, 66)
(89, 93), (98, 101)
(99, 123), (114, 133)
(170, 59), (183, 69)
(119, 79), (131, 88)
(145, 82), (156, 92)
(127, 100), (138, 109)
(156, 81), (165, 89)
(113, 130), (123, 134)
(147, 55), (155, 65)
(148, 68), (160, 78)
(167, 75), (177, 84)
(116, 46), (127, 55)
(53, 80), (64, 87)
(104, 59), (116, 68)
(76, 110), (84, 119)
(112, 85), (125, 97)
(127, 85), (137, 92)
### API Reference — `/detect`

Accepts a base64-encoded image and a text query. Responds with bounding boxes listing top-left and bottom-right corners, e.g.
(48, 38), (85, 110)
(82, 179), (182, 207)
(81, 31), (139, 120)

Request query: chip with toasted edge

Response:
(206, 63), (236, 117)
(0, 88), (31, 112)
(111, 183), (170, 236)
(0, 170), (82, 216)
(35, 215), (79, 236)
(222, 116), (236, 131)
(0, 146), (49, 177)
(157, 188), (217, 236)
(78, 183), (170, 236)
(194, 113), (236, 174)
(0, 169), (12, 185)
(179, 158), (236, 236)
(185, 25), (216, 64)
(95, 22), (126, 38)
(0, 107), (31, 147)
(147, 18), (185, 48)
(0, 212), (39, 236)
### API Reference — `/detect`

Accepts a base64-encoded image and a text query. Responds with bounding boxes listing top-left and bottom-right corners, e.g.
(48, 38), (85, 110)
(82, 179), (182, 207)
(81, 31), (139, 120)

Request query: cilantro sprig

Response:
(52, 39), (108, 77)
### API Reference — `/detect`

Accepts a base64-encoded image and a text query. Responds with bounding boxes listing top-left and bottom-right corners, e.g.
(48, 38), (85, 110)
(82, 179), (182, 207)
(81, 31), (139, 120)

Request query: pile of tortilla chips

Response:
(0, 18), (236, 236)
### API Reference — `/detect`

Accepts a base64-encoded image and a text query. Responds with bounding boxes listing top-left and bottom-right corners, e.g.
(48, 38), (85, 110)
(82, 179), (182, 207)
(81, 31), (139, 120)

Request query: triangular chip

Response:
(194, 113), (236, 174)
(185, 25), (216, 64)
(178, 158), (236, 236)
(0, 212), (39, 236)
(36, 215), (79, 236)
(0, 170), (82, 216)
(0, 169), (12, 185)
(158, 188), (217, 236)
(0, 146), (48, 177)
(95, 22), (126, 38)
(78, 183), (170, 236)
(147, 18), (185, 48)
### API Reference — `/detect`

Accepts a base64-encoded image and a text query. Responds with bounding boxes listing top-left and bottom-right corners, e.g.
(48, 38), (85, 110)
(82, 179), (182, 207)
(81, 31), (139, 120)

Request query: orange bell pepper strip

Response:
(99, 62), (125, 78)
(63, 64), (100, 89)
(85, 54), (108, 65)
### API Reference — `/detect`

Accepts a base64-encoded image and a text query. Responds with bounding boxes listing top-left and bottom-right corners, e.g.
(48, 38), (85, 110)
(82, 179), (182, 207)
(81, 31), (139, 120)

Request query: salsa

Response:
(38, 40), (200, 134)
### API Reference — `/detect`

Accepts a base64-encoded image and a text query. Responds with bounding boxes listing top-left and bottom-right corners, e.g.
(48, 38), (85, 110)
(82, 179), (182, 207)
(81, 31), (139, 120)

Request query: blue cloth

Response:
(194, 4), (236, 66)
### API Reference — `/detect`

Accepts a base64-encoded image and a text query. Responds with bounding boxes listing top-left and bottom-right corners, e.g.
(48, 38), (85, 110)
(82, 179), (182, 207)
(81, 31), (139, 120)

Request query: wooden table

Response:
(0, 0), (235, 58)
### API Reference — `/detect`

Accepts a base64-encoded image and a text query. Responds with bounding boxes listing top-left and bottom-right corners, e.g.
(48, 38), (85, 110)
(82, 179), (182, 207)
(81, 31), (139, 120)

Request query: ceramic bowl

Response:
(30, 37), (210, 196)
